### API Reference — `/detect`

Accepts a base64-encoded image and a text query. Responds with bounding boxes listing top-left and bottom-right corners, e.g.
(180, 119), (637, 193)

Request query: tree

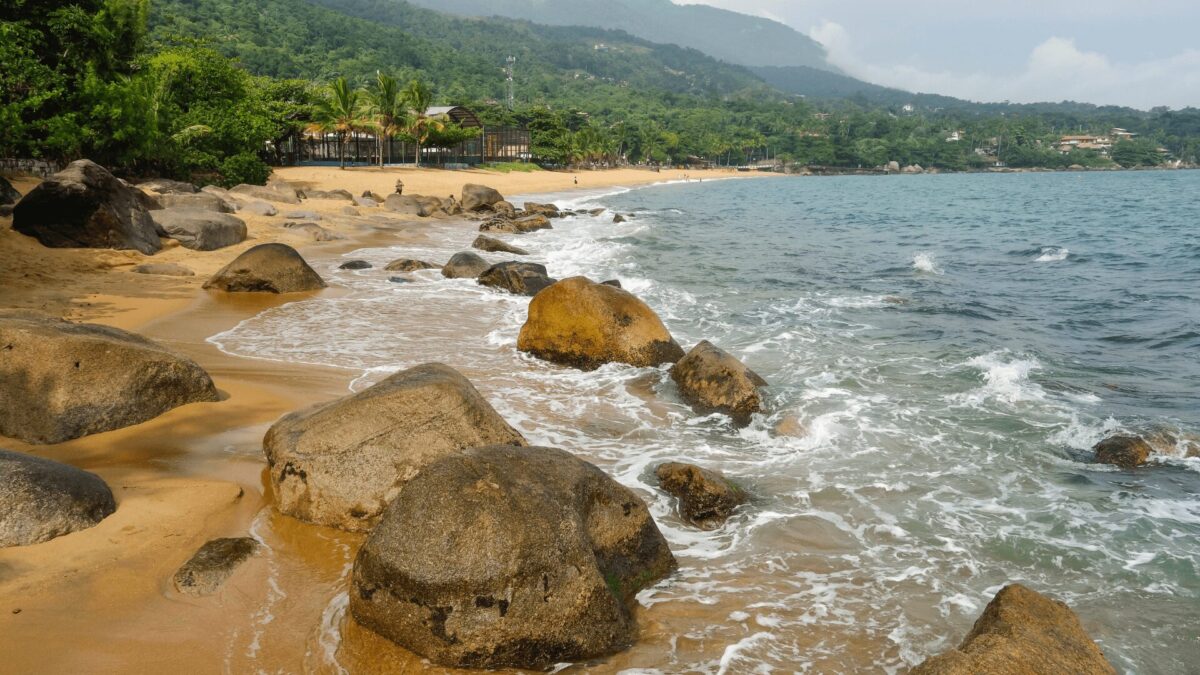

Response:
(400, 78), (444, 166)
(309, 77), (365, 170)
(368, 72), (406, 166)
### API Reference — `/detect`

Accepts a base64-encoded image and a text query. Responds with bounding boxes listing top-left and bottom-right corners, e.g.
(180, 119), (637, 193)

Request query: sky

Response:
(674, 0), (1200, 109)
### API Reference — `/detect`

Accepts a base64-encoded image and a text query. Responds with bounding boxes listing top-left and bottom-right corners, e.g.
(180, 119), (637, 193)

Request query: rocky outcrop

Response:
(151, 209), (247, 251)
(670, 341), (767, 424)
(204, 243), (326, 293)
(461, 183), (504, 212)
(1093, 435), (1153, 469)
(263, 363), (526, 531)
(886, 160), (901, 173)
(655, 462), (746, 528)
(350, 445), (676, 669)
(1, 176), (23, 205)
(441, 252), (491, 279)
(902, 164), (924, 174)
(138, 178), (197, 195)
(523, 201), (561, 218)
(12, 160), (162, 254)
(173, 537), (260, 596)
(385, 258), (437, 273)
(479, 214), (553, 235)
(517, 277), (684, 370)
(472, 235), (529, 255)
(306, 189), (354, 201)
(492, 200), (516, 218)
(338, 260), (372, 270)
(0, 449), (117, 547)
(478, 262), (555, 297)
(132, 262), (195, 277)
(157, 192), (234, 213)
(612, 214), (627, 224)
(0, 313), (218, 444)
(384, 194), (444, 217)
(912, 584), (1117, 675)
(230, 184), (301, 204)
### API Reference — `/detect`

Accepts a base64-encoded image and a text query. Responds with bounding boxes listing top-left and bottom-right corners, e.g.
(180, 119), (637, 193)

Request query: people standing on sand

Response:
(574, 176), (578, 185)
(395, 179), (404, 195)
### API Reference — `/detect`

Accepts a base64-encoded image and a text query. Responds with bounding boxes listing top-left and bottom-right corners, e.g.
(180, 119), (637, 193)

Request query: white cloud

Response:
(810, 21), (1200, 109)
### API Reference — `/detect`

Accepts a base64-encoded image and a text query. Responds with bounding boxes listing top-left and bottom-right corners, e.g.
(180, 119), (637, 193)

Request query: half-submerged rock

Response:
(670, 341), (767, 424)
(1093, 435), (1153, 469)
(12, 159), (162, 254)
(204, 243), (326, 293)
(461, 183), (504, 212)
(0, 313), (218, 444)
(477, 262), (555, 297)
(655, 462), (746, 529)
(912, 584), (1117, 674)
(517, 277), (684, 370)
(472, 235), (529, 255)
(263, 363), (525, 532)
(441, 251), (491, 279)
(0, 449), (117, 547)
(350, 445), (677, 669)
(385, 258), (437, 273)
(173, 537), (260, 596)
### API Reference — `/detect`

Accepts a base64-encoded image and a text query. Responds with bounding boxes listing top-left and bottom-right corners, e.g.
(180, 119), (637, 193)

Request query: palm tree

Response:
(308, 77), (365, 170)
(368, 72), (405, 167)
(400, 78), (444, 167)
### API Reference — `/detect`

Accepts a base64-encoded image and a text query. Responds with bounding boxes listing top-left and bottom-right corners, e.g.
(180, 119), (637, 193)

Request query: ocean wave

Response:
(1035, 246), (1070, 262)
(912, 252), (942, 275)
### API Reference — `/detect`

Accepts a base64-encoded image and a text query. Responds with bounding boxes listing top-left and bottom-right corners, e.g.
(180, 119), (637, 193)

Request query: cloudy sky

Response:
(675, 0), (1200, 109)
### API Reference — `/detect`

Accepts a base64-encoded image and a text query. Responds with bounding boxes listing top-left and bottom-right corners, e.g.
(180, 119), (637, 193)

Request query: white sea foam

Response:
(1035, 246), (1070, 262)
(950, 351), (1045, 405)
(911, 252), (942, 274)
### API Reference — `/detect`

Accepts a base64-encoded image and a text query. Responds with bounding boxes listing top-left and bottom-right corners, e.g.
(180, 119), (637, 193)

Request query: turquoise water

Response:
(215, 171), (1200, 672)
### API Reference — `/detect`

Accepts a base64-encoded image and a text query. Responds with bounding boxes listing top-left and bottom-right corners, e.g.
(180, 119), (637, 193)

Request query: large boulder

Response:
(461, 183), (504, 212)
(350, 445), (677, 669)
(479, 214), (553, 235)
(492, 200), (517, 218)
(478, 262), (556, 297)
(1093, 435), (1153, 469)
(0, 449), (117, 547)
(263, 363), (526, 532)
(137, 178), (197, 195)
(0, 313), (218, 444)
(472, 235), (528, 255)
(12, 160), (161, 254)
(306, 188), (354, 201)
(1, 176), (22, 205)
(150, 209), (247, 251)
(203, 243), (326, 293)
(230, 184), (301, 205)
(912, 584), (1117, 675)
(157, 192), (233, 213)
(669, 341), (767, 424)
(523, 201), (561, 218)
(655, 462), (746, 529)
(441, 251), (491, 279)
(385, 258), (438, 273)
(517, 277), (684, 370)
(173, 537), (260, 596)
(384, 194), (443, 217)
(239, 200), (278, 216)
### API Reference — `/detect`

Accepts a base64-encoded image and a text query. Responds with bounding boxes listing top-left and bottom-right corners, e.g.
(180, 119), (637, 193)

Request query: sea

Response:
(211, 171), (1200, 673)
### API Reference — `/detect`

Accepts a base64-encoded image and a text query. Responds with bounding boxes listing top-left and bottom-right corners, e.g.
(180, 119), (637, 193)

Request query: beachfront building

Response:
(1058, 134), (1113, 155)
(278, 105), (530, 167)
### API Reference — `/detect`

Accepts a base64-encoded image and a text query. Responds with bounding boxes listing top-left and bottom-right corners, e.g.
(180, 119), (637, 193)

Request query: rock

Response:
(0, 205), (13, 218)
(886, 160), (901, 173)
(1093, 435), (1153, 469)
(1069, 164), (1085, 171)
(137, 178), (197, 195)
(588, 208), (606, 216)
(514, 214), (552, 232)
(354, 197), (378, 208)
(230, 184), (301, 204)
(306, 188), (354, 201)
(172, 537), (260, 596)
(384, 194), (443, 217)
(478, 262), (556, 297)
(339, 260), (372, 270)
(349, 445), (676, 669)
(283, 221), (343, 242)
(472, 235), (529, 255)
(203, 243), (326, 294)
(238, 200), (278, 217)
(266, 177), (304, 199)
(150, 209), (247, 251)
(612, 214), (627, 224)
(0, 449), (117, 547)
(523, 201), (561, 218)
(132, 262), (195, 277)
(601, 279), (622, 288)
(283, 210), (321, 221)
(911, 584), (1117, 675)
(0, 177), (20, 205)
(441, 252), (491, 279)
(263, 363), (526, 531)
(157, 192), (233, 213)
(362, 190), (384, 202)
(388, 277), (411, 284)
(461, 183), (504, 212)
(340, 206), (360, 216)
(385, 258), (438, 273)
(0, 313), (218, 444)
(655, 462), (746, 528)
(902, 164), (924, 174)
(517, 277), (685, 370)
(492, 200), (516, 218)
(670, 341), (767, 424)
(12, 160), (162, 254)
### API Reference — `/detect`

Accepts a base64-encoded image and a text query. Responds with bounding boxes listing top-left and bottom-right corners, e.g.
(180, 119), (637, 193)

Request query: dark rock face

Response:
(204, 243), (326, 294)
(132, 262), (195, 277)
(912, 584), (1117, 675)
(1093, 435), (1153, 469)
(655, 462), (746, 528)
(229, 184), (300, 204)
(151, 209), (247, 251)
(442, 252), (492, 279)
(670, 341), (767, 424)
(137, 178), (197, 195)
(173, 537), (260, 596)
(0, 313), (219, 444)
(472, 235), (529, 255)
(338, 260), (373, 270)
(385, 258), (437, 273)
(523, 201), (561, 218)
(613, 214), (627, 224)
(461, 183), (505, 212)
(350, 445), (677, 669)
(157, 192), (233, 213)
(601, 279), (622, 288)
(12, 160), (162, 254)
(518, 277), (685, 370)
(478, 262), (556, 297)
(263, 363), (526, 532)
(1, 176), (23, 205)
(0, 449), (117, 547)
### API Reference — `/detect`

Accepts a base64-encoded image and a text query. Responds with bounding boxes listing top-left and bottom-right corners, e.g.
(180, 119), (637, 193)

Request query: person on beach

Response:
(574, 176), (578, 185)
(395, 179), (404, 195)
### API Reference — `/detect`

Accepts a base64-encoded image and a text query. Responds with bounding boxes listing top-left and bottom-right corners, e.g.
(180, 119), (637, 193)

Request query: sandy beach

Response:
(0, 164), (758, 673)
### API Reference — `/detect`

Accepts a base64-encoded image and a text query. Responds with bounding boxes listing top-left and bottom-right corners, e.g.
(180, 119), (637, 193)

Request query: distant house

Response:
(1111, 127), (1138, 140)
(1058, 134), (1112, 155)
(945, 130), (964, 142)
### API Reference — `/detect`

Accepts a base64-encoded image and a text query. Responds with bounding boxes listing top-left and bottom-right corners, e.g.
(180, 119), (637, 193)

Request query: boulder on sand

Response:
(441, 251), (491, 279)
(263, 363), (526, 531)
(1093, 435), (1153, 469)
(230, 184), (301, 205)
(203, 243), (326, 293)
(132, 262), (195, 277)
(283, 221), (343, 242)
(0, 448), (117, 547)
(655, 462), (746, 529)
(478, 262), (556, 297)
(670, 340), (767, 424)
(461, 183), (504, 212)
(349, 445), (677, 669)
(238, 200), (278, 217)
(473, 235), (529, 255)
(912, 584), (1117, 675)
(1, 176), (23, 205)
(0, 313), (218, 444)
(385, 258), (437, 273)
(157, 192), (233, 213)
(150, 209), (247, 251)
(12, 159), (162, 254)
(173, 537), (260, 596)
(306, 189), (354, 201)
(517, 277), (685, 370)
(523, 201), (561, 218)
(384, 194), (444, 217)
(137, 178), (197, 195)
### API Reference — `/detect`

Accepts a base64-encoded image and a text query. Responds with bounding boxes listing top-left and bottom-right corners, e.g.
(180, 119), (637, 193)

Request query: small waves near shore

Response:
(212, 171), (1200, 672)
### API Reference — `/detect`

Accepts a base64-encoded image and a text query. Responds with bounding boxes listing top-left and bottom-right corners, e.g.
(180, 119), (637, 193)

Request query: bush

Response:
(218, 153), (270, 187)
